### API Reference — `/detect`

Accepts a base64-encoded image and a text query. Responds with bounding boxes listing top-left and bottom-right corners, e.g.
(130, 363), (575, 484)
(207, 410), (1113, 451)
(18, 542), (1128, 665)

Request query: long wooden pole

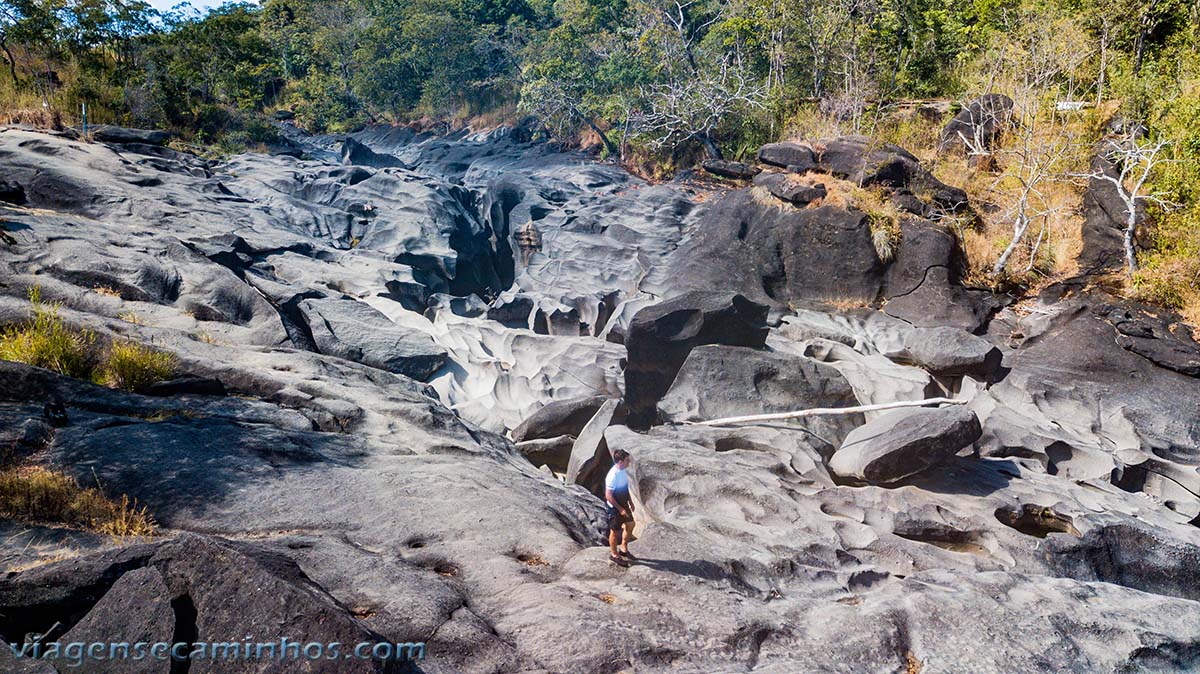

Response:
(685, 397), (968, 427)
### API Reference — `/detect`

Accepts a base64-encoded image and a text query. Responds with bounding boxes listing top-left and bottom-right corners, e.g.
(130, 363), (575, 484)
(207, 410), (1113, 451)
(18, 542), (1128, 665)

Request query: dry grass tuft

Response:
(92, 285), (122, 298)
(0, 107), (64, 130)
(117, 310), (144, 325)
(0, 466), (156, 539)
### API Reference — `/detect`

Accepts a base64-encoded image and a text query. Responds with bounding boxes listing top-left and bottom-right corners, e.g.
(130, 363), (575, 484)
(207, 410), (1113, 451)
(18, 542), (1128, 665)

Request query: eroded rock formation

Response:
(2, 122), (1200, 673)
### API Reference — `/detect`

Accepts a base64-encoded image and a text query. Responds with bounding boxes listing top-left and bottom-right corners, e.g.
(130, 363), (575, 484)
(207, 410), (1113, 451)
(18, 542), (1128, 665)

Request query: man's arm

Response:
(605, 488), (626, 515)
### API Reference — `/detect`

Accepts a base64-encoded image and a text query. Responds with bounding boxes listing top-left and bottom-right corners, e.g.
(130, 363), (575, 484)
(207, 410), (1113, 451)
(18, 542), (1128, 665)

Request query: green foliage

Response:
(0, 287), (95, 379)
(1134, 84), (1200, 320)
(95, 340), (177, 392)
(1, 0), (1199, 166)
(0, 286), (176, 392)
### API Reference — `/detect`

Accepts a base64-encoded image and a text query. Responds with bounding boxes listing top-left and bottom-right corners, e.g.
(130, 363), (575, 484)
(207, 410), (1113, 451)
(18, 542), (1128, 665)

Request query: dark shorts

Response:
(606, 497), (632, 533)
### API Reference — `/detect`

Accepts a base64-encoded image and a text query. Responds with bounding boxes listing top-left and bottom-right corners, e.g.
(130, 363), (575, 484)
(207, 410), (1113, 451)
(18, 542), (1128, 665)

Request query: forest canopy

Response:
(2, 0), (1196, 150)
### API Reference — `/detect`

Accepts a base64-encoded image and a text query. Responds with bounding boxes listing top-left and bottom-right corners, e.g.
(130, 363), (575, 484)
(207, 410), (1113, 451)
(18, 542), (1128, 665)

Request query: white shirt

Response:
(605, 464), (630, 497)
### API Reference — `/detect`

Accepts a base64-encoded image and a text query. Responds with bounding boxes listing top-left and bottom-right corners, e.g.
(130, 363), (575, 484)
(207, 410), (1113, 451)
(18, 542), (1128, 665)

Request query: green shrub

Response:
(96, 340), (177, 392)
(0, 287), (95, 378)
(0, 287), (177, 391)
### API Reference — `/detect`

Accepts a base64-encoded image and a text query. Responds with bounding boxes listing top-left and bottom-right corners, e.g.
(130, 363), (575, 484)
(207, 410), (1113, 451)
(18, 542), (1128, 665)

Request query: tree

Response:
(631, 58), (765, 159)
(1085, 130), (1172, 276)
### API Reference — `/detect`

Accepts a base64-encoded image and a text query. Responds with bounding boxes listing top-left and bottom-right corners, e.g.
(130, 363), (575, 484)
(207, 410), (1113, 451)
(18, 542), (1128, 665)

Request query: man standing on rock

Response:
(606, 449), (636, 566)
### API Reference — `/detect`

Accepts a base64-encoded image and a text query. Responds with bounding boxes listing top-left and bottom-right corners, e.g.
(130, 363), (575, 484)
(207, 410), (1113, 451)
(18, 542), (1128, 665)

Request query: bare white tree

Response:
(631, 59), (766, 159)
(975, 8), (1091, 277)
(991, 111), (1077, 276)
(1082, 132), (1172, 277)
(520, 79), (620, 158)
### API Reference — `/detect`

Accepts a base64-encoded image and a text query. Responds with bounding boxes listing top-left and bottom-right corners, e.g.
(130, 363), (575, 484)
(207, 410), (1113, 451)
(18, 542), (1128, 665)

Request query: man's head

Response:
(612, 449), (631, 469)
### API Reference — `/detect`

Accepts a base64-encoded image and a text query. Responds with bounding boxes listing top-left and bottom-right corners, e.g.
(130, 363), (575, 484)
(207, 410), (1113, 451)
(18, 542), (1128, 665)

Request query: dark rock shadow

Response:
(627, 556), (762, 596)
(893, 456), (1018, 497)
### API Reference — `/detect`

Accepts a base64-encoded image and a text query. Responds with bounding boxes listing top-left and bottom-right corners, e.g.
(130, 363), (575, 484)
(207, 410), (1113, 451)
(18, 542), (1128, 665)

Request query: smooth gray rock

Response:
(883, 218), (1003, 333)
(7, 124), (1200, 674)
(657, 345), (860, 428)
(511, 394), (610, 443)
(902, 326), (1003, 377)
(90, 126), (171, 145)
(1, 535), (403, 674)
(566, 398), (621, 496)
(652, 189), (887, 308)
(701, 159), (761, 179)
(297, 296), (447, 380)
(623, 291), (770, 428)
(57, 567), (174, 674)
(756, 142), (817, 171)
(829, 406), (983, 483)
(514, 434), (575, 472)
(940, 94), (1014, 153)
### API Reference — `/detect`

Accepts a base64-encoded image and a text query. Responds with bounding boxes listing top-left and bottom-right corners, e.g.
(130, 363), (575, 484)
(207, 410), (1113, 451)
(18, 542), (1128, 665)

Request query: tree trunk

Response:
(688, 397), (968, 427)
(1096, 19), (1108, 106)
(1124, 205), (1140, 277)
(574, 108), (618, 158)
(993, 213), (1030, 276)
(1133, 2), (1157, 75)
(0, 37), (19, 85)
(696, 133), (722, 160)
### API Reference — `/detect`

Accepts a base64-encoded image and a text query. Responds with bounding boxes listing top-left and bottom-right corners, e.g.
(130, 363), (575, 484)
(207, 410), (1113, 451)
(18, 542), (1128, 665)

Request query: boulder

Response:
(514, 435), (575, 472)
(752, 172), (827, 206)
(1078, 145), (1142, 275)
(297, 297), (447, 380)
(701, 159), (761, 180)
(623, 292), (770, 428)
(756, 142), (817, 172)
(659, 190), (887, 308)
(566, 398), (621, 495)
(814, 135), (969, 210)
(0, 535), (403, 674)
(828, 405), (982, 483)
(940, 94), (1014, 154)
(56, 567), (175, 674)
(341, 137), (407, 169)
(901, 326), (1003, 378)
(657, 345), (860, 426)
(883, 218), (1003, 333)
(511, 394), (611, 443)
(90, 126), (171, 146)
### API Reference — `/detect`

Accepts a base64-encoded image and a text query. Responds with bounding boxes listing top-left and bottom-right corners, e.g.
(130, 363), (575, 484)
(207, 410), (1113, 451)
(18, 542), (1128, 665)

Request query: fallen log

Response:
(684, 397), (969, 427)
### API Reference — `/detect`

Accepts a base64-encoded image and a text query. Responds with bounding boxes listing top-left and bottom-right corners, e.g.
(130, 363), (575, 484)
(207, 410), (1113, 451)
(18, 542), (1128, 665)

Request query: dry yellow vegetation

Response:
(0, 466), (156, 539)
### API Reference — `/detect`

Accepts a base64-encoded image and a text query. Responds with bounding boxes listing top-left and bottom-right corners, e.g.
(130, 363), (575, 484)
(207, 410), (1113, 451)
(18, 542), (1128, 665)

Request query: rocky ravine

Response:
(1, 120), (1199, 674)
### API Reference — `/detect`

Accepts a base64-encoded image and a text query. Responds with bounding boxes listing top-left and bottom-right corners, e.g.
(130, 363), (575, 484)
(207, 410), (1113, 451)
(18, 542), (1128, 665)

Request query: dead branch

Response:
(683, 397), (969, 427)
